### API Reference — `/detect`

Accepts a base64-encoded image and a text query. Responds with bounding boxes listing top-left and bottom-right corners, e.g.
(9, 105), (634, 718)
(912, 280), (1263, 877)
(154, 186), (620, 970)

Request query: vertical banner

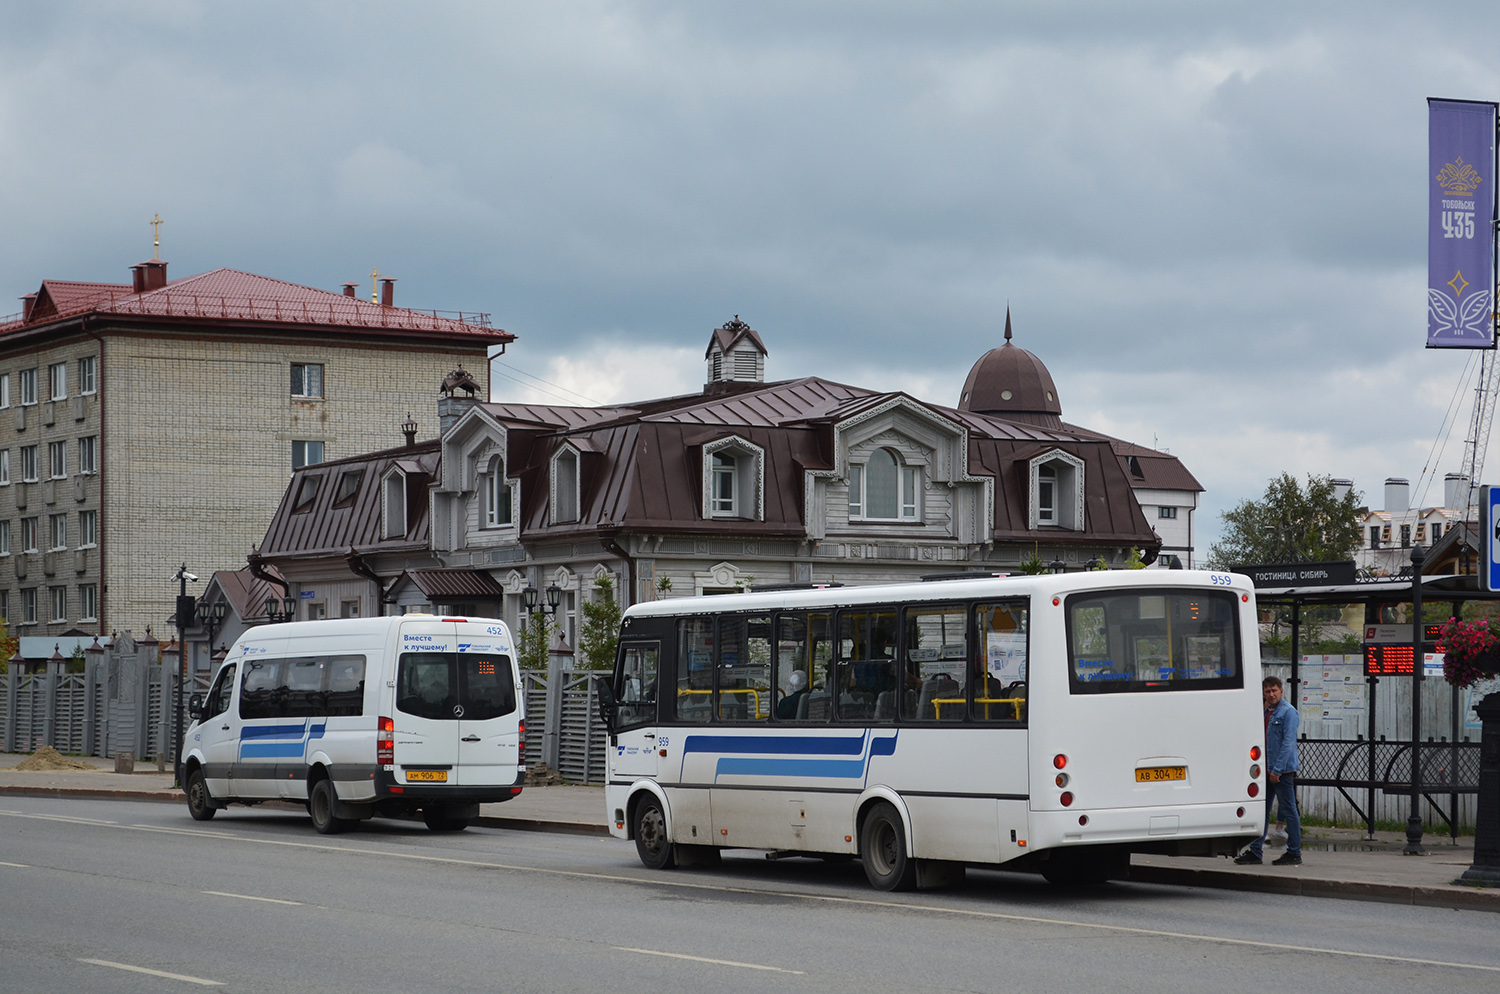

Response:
(1427, 98), (1497, 348)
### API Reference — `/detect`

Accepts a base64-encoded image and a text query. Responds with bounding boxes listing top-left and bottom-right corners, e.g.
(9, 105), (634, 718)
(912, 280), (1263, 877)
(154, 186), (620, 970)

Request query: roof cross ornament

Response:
(150, 213), (163, 261)
(370, 266), (382, 304)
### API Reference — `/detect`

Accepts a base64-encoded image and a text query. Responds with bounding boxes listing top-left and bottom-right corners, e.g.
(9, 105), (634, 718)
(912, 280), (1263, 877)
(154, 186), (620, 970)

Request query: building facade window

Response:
(49, 585), (66, 622)
(21, 517), (38, 553)
(382, 471), (407, 539)
(849, 448), (919, 521)
(0, 590), (7, 622)
(49, 513), (66, 550)
(711, 453), (737, 515)
(306, 602), (327, 621)
(340, 598), (361, 618)
(1158, 506), (1178, 519)
(21, 588), (36, 625)
(1400, 524), (1411, 548)
(78, 356), (97, 395)
(701, 437), (765, 521)
(1369, 525), (1381, 549)
(292, 440), (324, 470)
(0, 373), (9, 409)
(335, 470), (362, 505)
(19, 368), (37, 406)
(78, 436), (97, 475)
(1432, 523), (1443, 544)
(48, 362), (66, 401)
(0, 520), (9, 555)
(79, 509), (97, 547)
(48, 441), (66, 479)
(79, 583), (97, 621)
(291, 363), (324, 399)
(484, 457), (513, 527)
(1028, 450), (1086, 531)
(20, 445), (37, 482)
(0, 449), (8, 485)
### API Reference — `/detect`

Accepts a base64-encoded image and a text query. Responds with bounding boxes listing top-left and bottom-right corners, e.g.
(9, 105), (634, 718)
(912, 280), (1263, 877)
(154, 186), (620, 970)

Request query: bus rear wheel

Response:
(860, 802), (917, 891)
(633, 795), (676, 870)
(309, 779), (350, 835)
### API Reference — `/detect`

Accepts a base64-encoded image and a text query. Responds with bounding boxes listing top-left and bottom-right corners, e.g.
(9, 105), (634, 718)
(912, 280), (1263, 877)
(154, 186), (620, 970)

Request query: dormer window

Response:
(382, 470), (407, 539)
(292, 474), (321, 514)
(484, 455), (514, 528)
(849, 447), (919, 521)
(702, 437), (764, 520)
(552, 447), (580, 524)
(1029, 450), (1085, 531)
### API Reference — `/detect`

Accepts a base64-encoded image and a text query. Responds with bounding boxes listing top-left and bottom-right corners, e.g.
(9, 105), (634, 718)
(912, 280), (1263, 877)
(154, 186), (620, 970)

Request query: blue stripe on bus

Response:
(235, 720), (329, 761)
(240, 741), (310, 759)
(715, 757), (869, 779)
(241, 723), (308, 739)
(683, 735), (866, 756)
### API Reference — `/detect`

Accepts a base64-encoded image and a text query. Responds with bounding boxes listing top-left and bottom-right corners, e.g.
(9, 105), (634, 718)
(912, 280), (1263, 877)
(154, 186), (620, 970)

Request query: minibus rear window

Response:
(1065, 589), (1242, 694)
(396, 653), (517, 720)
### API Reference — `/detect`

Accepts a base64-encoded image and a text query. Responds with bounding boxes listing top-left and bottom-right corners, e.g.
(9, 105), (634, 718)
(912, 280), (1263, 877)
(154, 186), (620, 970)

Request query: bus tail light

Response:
(1250, 745), (1261, 761)
(518, 720), (525, 765)
(1055, 773), (1070, 788)
(1059, 791), (1074, 807)
(377, 716), (394, 765)
(1247, 782), (1259, 798)
(1053, 754), (1068, 770)
(1237, 806), (1246, 818)
(1249, 764), (1261, 778)
(1078, 815), (1089, 826)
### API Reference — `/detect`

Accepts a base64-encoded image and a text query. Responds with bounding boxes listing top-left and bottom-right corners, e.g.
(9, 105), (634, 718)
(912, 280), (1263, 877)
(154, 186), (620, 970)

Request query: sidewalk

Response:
(2, 753), (1493, 913)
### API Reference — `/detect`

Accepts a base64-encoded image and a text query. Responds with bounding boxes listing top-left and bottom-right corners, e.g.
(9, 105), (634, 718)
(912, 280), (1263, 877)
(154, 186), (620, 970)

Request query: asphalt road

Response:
(1, 796), (1496, 994)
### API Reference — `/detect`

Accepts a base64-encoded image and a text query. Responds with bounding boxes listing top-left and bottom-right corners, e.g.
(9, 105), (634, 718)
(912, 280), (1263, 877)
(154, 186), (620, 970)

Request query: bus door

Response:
(453, 637), (522, 788)
(393, 622), (462, 787)
(611, 641), (661, 781)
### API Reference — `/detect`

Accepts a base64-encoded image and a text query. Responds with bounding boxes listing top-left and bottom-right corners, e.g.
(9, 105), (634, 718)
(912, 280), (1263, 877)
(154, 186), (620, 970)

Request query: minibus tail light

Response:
(377, 716), (394, 765)
(1053, 754), (1068, 770)
(1059, 791), (1074, 807)
(1247, 782), (1259, 798)
(518, 720), (525, 765)
(1250, 745), (1261, 761)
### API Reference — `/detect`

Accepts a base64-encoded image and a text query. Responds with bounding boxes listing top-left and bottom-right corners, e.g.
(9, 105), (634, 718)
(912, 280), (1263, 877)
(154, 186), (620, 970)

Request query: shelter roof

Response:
(394, 568), (508, 600)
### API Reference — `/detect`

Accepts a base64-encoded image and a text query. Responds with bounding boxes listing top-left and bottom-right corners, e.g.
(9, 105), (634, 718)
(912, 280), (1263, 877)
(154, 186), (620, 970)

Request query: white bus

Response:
(599, 570), (1265, 890)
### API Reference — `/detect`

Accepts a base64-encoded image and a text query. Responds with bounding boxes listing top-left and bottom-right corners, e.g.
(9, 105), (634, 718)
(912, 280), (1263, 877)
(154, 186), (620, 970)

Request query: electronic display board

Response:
(1363, 644), (1441, 677)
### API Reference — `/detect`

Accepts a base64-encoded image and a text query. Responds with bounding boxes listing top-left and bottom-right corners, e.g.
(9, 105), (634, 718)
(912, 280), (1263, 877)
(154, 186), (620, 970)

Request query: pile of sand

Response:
(12, 746), (97, 772)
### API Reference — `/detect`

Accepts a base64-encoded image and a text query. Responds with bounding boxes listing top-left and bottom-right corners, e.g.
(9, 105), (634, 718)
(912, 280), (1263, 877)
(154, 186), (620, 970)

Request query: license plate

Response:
(1135, 766), (1186, 782)
(405, 770), (448, 783)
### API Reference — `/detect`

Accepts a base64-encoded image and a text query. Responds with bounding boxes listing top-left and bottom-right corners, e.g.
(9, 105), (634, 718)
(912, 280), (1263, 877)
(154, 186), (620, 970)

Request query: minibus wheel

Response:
(633, 795), (676, 870)
(185, 768), (216, 822)
(860, 802), (917, 891)
(309, 779), (349, 835)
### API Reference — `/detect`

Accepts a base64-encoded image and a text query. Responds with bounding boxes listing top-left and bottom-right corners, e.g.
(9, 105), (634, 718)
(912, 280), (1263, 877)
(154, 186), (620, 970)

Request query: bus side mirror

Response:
(188, 693), (205, 722)
(596, 679), (618, 733)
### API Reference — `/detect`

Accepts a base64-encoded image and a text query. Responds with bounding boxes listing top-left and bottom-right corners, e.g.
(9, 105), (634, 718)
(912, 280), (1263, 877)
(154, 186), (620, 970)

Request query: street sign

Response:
(1486, 485), (1500, 592)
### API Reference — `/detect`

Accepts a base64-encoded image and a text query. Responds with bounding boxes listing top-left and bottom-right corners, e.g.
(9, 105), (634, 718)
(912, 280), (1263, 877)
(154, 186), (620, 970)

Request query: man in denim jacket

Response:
(1236, 675), (1302, 866)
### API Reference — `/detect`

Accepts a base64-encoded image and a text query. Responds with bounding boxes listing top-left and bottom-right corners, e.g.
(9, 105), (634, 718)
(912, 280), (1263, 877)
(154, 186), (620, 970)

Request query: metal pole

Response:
(1405, 545), (1427, 855)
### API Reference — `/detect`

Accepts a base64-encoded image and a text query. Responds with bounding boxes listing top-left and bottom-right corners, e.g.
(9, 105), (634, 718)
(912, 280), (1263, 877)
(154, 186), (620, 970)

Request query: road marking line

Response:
(0, 860), (29, 867)
(0, 810), (117, 826)
(203, 890), (302, 906)
(10, 809), (1495, 976)
(615, 947), (804, 974)
(77, 958), (222, 986)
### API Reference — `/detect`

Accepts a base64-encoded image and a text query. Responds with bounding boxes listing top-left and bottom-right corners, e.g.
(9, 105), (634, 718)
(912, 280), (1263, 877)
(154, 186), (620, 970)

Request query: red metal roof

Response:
(1, 268), (511, 345)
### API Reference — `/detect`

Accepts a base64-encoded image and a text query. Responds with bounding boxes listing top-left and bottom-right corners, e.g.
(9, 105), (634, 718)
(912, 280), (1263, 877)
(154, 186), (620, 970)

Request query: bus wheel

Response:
(309, 779), (349, 835)
(860, 802), (916, 891)
(185, 768), (216, 821)
(633, 795), (676, 870)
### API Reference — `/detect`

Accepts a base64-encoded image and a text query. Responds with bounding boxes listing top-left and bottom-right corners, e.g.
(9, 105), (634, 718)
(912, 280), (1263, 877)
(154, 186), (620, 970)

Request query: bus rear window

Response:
(1065, 589), (1241, 694)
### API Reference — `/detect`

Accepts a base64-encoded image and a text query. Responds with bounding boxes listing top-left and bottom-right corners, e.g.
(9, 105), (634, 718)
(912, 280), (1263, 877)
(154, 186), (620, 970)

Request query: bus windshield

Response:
(1066, 589), (1241, 693)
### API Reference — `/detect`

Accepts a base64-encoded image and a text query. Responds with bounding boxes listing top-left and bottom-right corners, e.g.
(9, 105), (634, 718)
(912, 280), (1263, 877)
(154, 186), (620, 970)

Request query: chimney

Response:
(1444, 472), (1471, 509)
(20, 294), (35, 322)
(402, 413), (418, 448)
(1330, 478), (1352, 503)
(131, 260), (168, 293)
(380, 277), (396, 307)
(1384, 477), (1410, 513)
(342, 282), (359, 298)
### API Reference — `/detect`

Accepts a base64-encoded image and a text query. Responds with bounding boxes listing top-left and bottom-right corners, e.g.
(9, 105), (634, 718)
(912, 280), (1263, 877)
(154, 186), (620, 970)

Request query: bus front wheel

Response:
(860, 802), (917, 891)
(634, 795), (676, 870)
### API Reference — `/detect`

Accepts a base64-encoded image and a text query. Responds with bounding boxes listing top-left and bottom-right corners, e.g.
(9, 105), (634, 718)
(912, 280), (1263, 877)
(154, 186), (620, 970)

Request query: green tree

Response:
(1207, 473), (1363, 569)
(517, 612), (557, 672)
(0, 618), (13, 674)
(579, 574), (622, 671)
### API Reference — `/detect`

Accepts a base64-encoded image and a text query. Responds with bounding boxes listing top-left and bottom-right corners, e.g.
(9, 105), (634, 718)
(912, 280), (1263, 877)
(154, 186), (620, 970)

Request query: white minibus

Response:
(181, 615), (524, 833)
(599, 570), (1265, 889)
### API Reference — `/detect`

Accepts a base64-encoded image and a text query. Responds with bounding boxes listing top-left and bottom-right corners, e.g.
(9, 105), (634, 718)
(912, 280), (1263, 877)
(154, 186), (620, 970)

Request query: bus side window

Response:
(676, 617), (714, 723)
(976, 602), (1028, 721)
(905, 605), (966, 721)
(837, 609), (897, 722)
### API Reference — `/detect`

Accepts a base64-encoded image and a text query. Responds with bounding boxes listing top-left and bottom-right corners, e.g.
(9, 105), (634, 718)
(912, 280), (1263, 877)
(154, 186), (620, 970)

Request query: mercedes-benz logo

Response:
(453, 704), (465, 717)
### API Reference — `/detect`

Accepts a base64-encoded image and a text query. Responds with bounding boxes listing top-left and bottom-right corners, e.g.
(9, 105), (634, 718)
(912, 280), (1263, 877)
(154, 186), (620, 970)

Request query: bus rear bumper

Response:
(1030, 802), (1263, 856)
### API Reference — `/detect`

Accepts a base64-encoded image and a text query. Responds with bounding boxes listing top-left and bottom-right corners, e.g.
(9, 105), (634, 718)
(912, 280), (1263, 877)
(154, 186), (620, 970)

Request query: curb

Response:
(1127, 863), (1500, 913)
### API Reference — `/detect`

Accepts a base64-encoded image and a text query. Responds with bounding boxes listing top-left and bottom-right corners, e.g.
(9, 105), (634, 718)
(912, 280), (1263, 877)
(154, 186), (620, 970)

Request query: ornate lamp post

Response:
(196, 600), (229, 670)
(171, 564), (199, 788)
(263, 596), (297, 624)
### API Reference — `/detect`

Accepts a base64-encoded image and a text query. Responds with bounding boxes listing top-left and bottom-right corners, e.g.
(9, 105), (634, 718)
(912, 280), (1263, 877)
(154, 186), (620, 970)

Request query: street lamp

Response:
(263, 596), (297, 623)
(1049, 560), (1066, 574)
(171, 564), (199, 788)
(196, 600), (229, 671)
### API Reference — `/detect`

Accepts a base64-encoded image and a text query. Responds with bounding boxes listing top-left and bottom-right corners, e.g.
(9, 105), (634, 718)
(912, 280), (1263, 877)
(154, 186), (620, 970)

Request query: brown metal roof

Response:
(210, 565), (287, 623)
(397, 568), (507, 600)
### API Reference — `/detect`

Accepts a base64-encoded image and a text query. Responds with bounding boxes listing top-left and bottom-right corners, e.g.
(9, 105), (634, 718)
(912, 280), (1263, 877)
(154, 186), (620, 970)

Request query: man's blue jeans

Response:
(1248, 773), (1300, 859)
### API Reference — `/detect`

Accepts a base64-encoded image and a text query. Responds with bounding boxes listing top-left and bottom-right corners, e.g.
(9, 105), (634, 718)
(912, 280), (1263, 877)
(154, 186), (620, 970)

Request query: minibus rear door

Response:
(392, 622), (461, 786)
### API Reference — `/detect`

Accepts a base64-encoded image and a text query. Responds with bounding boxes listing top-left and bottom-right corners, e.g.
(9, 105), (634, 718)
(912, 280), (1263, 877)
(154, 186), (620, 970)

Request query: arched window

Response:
(484, 456), (512, 528)
(552, 448), (579, 523)
(850, 448), (919, 521)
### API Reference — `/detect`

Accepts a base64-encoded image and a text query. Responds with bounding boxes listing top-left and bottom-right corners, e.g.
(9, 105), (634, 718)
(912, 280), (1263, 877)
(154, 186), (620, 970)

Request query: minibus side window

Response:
(205, 663), (236, 720)
(239, 660), (285, 720)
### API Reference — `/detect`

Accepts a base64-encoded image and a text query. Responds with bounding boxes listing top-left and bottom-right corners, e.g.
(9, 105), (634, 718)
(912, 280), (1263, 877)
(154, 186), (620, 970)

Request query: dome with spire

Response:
(957, 309), (1063, 428)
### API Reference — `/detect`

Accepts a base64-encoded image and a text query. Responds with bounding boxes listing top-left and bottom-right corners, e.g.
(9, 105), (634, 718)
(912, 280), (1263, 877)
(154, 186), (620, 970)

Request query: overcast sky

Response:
(4, 2), (1499, 559)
